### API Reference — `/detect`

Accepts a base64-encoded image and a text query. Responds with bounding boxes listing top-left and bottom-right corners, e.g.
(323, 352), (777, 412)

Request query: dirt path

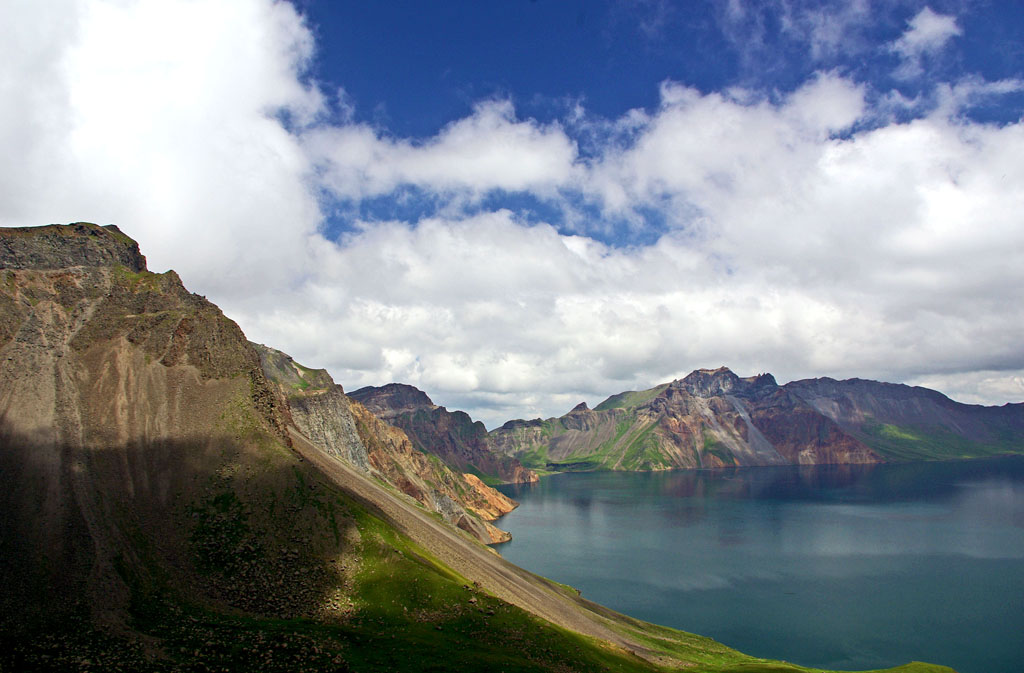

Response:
(290, 429), (682, 667)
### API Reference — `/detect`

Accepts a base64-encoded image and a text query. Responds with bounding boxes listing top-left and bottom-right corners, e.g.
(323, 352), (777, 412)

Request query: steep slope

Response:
(0, 223), (303, 630)
(490, 367), (879, 471)
(350, 382), (538, 484)
(254, 344), (516, 543)
(785, 377), (1024, 460)
(0, 223), (958, 673)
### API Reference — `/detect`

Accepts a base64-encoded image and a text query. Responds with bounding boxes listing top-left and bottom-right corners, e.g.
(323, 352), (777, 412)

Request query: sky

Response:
(2, 0), (1023, 428)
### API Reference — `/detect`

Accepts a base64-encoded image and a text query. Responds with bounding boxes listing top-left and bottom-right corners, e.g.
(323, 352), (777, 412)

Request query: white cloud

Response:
(305, 99), (579, 200)
(893, 7), (962, 57)
(891, 7), (962, 78)
(782, 0), (872, 61)
(0, 0), (324, 297)
(2, 0), (1023, 428)
(934, 76), (1024, 118)
(909, 370), (1024, 407)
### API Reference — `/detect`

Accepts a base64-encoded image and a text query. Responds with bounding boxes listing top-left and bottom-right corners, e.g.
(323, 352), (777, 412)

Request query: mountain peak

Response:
(673, 367), (780, 398)
(676, 366), (741, 396)
(0, 222), (147, 272)
(569, 401), (590, 413)
(349, 382), (434, 414)
(743, 372), (778, 388)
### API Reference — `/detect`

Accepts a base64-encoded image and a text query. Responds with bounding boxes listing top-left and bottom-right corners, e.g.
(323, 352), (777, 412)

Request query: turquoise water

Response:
(497, 456), (1024, 673)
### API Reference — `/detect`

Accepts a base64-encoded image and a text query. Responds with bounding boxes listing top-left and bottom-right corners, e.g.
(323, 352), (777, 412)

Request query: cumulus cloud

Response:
(305, 100), (579, 201)
(0, 0), (324, 297)
(891, 7), (962, 78)
(2, 0), (1023, 427)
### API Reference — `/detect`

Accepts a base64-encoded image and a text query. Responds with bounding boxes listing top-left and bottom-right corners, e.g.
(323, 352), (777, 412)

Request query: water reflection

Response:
(505, 456), (1024, 508)
(496, 456), (1024, 673)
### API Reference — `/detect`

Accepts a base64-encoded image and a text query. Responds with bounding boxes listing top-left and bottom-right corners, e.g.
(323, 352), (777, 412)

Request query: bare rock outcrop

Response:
(252, 344), (515, 544)
(350, 383), (538, 484)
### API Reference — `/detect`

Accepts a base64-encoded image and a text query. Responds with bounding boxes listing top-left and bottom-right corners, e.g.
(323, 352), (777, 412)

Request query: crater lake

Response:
(497, 456), (1024, 673)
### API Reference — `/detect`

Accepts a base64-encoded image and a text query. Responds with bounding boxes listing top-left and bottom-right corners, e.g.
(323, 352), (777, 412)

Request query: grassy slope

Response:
(512, 383), (691, 473)
(517, 412), (675, 473)
(595, 384), (670, 412)
(858, 421), (1020, 462)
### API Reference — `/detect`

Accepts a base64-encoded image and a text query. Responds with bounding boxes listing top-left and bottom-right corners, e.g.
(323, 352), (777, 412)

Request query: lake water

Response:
(496, 456), (1024, 673)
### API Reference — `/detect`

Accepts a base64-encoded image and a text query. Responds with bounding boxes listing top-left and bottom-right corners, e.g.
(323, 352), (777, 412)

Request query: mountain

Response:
(785, 377), (1024, 461)
(490, 365), (1024, 473)
(349, 382), (538, 484)
(2, 222), (961, 673)
(0, 223), (970, 673)
(254, 344), (517, 543)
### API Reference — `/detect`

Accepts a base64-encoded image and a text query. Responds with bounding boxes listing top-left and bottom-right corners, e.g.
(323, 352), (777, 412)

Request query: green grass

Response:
(859, 420), (1017, 462)
(518, 443), (551, 470)
(111, 263), (163, 292)
(618, 420), (661, 470)
(595, 383), (670, 411)
(703, 430), (739, 466)
(462, 463), (503, 486)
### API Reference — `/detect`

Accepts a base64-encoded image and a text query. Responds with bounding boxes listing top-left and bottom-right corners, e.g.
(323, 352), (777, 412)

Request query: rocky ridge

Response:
(490, 366), (1024, 472)
(254, 343), (517, 544)
(350, 382), (538, 484)
(490, 366), (881, 471)
(785, 377), (1024, 461)
(0, 223), (297, 629)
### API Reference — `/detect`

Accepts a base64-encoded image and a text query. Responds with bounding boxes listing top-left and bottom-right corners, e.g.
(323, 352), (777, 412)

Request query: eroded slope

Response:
(254, 344), (517, 543)
(350, 382), (538, 484)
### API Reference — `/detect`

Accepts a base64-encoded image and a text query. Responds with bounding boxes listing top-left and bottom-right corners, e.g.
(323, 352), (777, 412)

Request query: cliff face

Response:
(785, 377), (1024, 461)
(490, 367), (880, 471)
(0, 222), (514, 635)
(0, 223), (299, 628)
(0, 222), (148, 272)
(253, 346), (516, 543)
(349, 383), (538, 484)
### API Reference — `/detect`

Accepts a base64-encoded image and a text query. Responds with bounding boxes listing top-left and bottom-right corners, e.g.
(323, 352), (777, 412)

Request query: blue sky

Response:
(2, 0), (1023, 426)
(299, 0), (1023, 132)
(300, 0), (1024, 246)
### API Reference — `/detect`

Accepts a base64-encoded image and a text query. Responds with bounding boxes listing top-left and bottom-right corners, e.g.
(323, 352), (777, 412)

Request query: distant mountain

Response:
(490, 366), (1023, 472)
(349, 383), (538, 484)
(785, 377), (1024, 461)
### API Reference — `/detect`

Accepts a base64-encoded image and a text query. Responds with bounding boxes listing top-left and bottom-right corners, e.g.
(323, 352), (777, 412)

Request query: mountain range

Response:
(354, 365), (1023, 477)
(0, 223), (970, 672)
(488, 367), (1023, 473)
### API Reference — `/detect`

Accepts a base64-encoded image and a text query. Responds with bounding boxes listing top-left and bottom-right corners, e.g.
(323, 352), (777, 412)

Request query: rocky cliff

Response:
(350, 383), (538, 484)
(254, 346), (517, 543)
(490, 367), (880, 471)
(0, 223), (299, 631)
